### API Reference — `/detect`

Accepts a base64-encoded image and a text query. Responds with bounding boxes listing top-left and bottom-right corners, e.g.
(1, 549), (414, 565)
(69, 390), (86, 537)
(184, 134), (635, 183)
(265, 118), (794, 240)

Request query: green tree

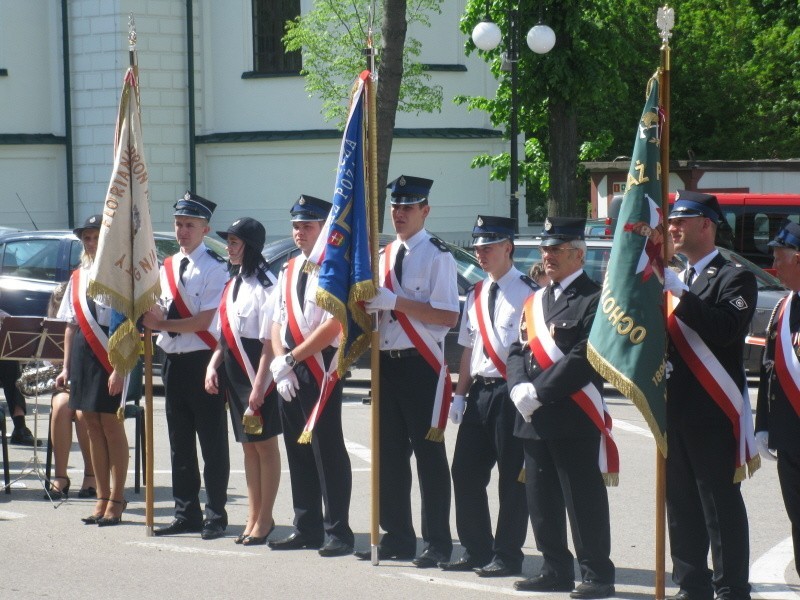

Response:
(458, 0), (654, 220)
(284, 0), (444, 228)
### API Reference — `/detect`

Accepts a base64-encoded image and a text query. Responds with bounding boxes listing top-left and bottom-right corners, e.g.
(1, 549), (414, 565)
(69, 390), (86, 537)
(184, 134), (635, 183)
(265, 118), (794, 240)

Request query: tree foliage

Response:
(459, 0), (800, 220)
(284, 0), (443, 126)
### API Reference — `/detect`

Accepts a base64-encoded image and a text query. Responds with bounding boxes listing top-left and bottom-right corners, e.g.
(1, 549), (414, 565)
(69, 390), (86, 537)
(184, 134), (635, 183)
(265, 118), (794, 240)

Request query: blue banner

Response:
(314, 73), (375, 375)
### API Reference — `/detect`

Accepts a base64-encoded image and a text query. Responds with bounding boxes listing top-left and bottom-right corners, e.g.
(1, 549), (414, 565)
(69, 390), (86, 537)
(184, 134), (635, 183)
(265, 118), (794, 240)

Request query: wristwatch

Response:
(285, 352), (297, 368)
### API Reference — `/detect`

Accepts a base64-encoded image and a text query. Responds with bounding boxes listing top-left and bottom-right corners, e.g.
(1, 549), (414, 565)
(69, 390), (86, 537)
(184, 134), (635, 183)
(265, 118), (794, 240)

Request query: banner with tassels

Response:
(87, 66), (160, 379)
(309, 70), (376, 377)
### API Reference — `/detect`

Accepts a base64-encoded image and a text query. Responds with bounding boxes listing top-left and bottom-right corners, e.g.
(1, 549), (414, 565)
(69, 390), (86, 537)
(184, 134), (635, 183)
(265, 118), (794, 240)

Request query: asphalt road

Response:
(1, 380), (798, 600)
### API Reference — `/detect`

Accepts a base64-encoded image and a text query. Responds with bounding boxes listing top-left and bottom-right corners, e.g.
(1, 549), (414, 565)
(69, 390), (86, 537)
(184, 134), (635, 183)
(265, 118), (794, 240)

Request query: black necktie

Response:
(179, 257), (190, 285)
(297, 260), (309, 306)
(685, 267), (696, 286)
(167, 257), (190, 337)
(394, 244), (406, 286)
(488, 282), (499, 327)
(232, 276), (242, 302)
(546, 282), (560, 312)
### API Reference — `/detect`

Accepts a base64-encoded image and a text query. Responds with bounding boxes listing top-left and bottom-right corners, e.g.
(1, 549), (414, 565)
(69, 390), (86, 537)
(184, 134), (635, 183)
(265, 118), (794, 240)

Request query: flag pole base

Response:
(145, 525), (154, 537)
(371, 545), (380, 566)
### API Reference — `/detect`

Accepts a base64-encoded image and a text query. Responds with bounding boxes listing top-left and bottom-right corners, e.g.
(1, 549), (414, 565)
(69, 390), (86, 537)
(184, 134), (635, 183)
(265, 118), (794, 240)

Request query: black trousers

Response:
(378, 353), (452, 557)
(163, 350), (229, 526)
(778, 449), (800, 578)
(666, 425), (750, 600)
(523, 435), (614, 585)
(279, 357), (353, 546)
(0, 360), (25, 416)
(451, 378), (527, 568)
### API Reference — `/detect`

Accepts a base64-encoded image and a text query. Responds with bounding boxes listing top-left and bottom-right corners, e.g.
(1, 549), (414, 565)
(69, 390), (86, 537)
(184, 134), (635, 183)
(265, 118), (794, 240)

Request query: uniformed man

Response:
(439, 215), (533, 577)
(755, 220), (800, 579)
(144, 192), (231, 540)
(507, 217), (616, 599)
(268, 195), (354, 558)
(662, 190), (759, 600)
(354, 175), (459, 567)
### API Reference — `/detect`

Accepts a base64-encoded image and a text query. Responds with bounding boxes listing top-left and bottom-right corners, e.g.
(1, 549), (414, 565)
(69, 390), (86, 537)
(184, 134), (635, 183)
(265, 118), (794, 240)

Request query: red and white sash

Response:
(71, 269), (112, 374)
(523, 290), (619, 485)
(467, 279), (507, 378)
(667, 293), (760, 482)
(384, 242), (451, 441)
(772, 293), (800, 418)
(218, 278), (275, 400)
(164, 255), (217, 350)
(284, 257), (340, 443)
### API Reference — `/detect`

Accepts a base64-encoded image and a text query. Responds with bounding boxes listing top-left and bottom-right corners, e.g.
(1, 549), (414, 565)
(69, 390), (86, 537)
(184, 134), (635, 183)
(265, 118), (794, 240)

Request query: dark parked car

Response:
(262, 234), (486, 371)
(0, 230), (227, 318)
(512, 235), (786, 374)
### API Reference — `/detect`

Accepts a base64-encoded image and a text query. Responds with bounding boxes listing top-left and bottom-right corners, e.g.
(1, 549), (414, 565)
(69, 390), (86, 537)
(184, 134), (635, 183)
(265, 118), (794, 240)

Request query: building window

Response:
(252, 0), (301, 75)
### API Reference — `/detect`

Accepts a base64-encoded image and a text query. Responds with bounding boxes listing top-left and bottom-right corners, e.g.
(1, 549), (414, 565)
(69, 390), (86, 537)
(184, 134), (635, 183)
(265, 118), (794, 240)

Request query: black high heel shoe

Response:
(78, 472), (97, 498)
(241, 520), (275, 546)
(82, 498), (109, 524)
(44, 475), (71, 500)
(97, 499), (127, 527)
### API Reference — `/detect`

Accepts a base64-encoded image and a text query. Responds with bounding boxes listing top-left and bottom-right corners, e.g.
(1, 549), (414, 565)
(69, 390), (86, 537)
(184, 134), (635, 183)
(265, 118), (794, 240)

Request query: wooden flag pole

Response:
(365, 7), (381, 565)
(655, 5), (674, 598)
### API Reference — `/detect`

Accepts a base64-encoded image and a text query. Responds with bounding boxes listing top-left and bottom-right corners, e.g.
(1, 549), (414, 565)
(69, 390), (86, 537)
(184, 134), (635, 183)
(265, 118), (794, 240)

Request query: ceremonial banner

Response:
(587, 76), (668, 457)
(311, 70), (376, 376)
(88, 66), (160, 375)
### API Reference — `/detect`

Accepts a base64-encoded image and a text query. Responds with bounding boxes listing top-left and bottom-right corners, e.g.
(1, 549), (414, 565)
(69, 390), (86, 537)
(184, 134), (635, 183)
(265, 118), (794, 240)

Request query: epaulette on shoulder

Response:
(281, 261), (289, 271)
(256, 269), (274, 289)
(465, 283), (476, 296)
(520, 274), (538, 291)
(378, 247), (386, 256)
(429, 237), (449, 252)
(206, 248), (225, 263)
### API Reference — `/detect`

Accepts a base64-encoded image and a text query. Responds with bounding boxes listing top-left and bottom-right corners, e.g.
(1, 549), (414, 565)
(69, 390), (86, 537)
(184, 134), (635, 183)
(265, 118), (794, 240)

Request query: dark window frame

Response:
(250, 0), (302, 76)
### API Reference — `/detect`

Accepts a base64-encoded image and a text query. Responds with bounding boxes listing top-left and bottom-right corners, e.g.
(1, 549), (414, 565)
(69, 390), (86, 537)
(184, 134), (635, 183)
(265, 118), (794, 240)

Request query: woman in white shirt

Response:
(205, 217), (281, 546)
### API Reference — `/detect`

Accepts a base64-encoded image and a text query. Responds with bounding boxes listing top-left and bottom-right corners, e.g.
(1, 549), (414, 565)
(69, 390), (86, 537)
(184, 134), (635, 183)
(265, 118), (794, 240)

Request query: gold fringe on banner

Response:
(517, 468), (526, 484)
(425, 427), (444, 442)
(587, 344), (668, 458)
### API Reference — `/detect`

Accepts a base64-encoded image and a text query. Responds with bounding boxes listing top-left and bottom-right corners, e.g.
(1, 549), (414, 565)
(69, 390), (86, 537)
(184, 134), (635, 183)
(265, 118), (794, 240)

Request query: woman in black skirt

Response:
(55, 215), (128, 525)
(205, 217), (281, 545)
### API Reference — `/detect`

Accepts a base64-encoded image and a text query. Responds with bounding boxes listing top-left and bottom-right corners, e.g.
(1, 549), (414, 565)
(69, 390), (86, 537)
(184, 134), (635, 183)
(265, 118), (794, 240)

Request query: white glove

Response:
(510, 383), (542, 422)
(449, 394), (466, 425)
(665, 361), (673, 380)
(755, 431), (777, 462)
(276, 371), (299, 402)
(664, 269), (689, 297)
(270, 354), (295, 381)
(365, 288), (398, 312)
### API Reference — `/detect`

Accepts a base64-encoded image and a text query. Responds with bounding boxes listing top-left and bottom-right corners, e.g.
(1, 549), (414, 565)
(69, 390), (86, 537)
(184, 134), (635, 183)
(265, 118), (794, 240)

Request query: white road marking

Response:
(0, 510), (26, 520)
(127, 541), (254, 557)
(752, 536), (798, 599)
(612, 419), (653, 438)
(345, 438), (372, 464)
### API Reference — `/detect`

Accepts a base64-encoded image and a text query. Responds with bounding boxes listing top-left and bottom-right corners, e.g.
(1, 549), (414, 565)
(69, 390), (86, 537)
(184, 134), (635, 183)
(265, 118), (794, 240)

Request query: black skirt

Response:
(223, 336), (282, 443)
(67, 328), (121, 414)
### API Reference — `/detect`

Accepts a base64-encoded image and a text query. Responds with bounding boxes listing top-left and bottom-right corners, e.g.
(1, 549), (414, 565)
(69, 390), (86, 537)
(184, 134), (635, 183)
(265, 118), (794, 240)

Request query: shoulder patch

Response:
(729, 296), (749, 311)
(206, 248), (225, 263)
(429, 237), (449, 252)
(256, 269), (274, 289)
(520, 274), (538, 291)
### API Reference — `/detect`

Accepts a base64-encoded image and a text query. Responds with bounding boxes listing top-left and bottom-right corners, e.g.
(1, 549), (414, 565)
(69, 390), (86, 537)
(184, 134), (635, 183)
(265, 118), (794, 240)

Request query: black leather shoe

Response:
(354, 545), (416, 561)
(201, 521), (226, 540)
(665, 593), (697, 600)
(318, 539), (354, 557)
(474, 559), (520, 578)
(268, 531), (322, 550)
(570, 581), (616, 599)
(439, 556), (480, 571)
(514, 574), (575, 592)
(412, 547), (449, 569)
(153, 518), (203, 536)
(10, 427), (41, 447)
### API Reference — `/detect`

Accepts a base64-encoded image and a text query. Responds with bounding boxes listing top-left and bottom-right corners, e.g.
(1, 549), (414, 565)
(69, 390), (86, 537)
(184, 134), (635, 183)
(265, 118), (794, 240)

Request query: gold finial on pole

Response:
(656, 5), (674, 47)
(128, 13), (137, 67)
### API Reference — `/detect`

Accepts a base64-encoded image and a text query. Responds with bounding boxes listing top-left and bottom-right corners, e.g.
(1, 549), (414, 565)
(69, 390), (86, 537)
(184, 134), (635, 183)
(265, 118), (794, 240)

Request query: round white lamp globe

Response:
(527, 24), (556, 54)
(472, 20), (502, 51)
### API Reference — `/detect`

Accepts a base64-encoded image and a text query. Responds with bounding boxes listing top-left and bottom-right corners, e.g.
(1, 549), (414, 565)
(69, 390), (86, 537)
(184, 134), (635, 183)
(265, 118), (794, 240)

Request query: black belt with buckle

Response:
(381, 348), (420, 359)
(475, 375), (505, 386)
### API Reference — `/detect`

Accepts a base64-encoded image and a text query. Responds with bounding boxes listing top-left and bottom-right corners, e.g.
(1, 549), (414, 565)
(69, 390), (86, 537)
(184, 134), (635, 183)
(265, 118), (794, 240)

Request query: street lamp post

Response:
(472, 7), (555, 233)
